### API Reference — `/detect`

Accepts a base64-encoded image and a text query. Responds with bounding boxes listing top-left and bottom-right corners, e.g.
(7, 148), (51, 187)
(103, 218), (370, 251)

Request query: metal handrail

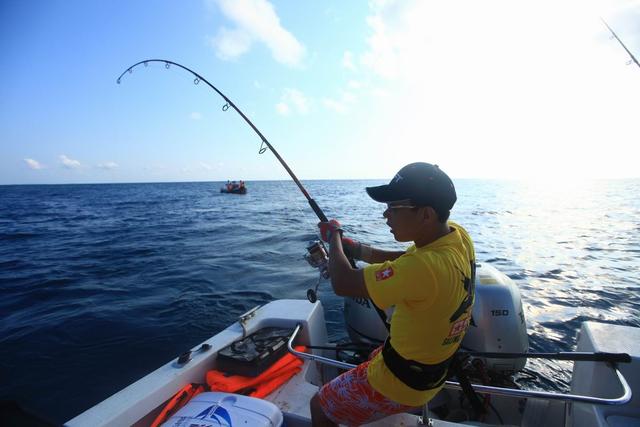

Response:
(287, 324), (632, 406)
(287, 324), (358, 370)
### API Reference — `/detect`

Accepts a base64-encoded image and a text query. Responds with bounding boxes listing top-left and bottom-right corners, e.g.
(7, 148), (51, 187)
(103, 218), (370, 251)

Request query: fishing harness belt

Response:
(381, 338), (453, 391)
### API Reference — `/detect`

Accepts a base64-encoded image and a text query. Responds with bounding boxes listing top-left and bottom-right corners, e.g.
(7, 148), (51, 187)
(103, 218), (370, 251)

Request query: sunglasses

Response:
(385, 199), (418, 210)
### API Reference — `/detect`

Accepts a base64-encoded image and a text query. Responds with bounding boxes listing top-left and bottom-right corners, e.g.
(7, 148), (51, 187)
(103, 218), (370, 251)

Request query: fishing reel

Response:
(304, 240), (330, 303)
(304, 240), (330, 277)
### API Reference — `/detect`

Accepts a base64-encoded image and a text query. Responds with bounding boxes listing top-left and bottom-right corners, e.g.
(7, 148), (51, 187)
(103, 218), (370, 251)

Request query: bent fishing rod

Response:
(116, 59), (328, 222)
(601, 17), (640, 70)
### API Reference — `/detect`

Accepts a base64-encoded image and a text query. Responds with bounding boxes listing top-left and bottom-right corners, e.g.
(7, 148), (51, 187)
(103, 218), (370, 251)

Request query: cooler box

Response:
(161, 392), (283, 427)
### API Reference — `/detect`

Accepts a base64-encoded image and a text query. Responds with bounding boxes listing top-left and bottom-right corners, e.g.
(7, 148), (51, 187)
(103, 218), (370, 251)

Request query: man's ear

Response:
(423, 206), (437, 224)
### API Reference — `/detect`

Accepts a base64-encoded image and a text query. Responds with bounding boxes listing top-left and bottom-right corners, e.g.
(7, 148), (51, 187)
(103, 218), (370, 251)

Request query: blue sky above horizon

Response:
(1, 0), (639, 185)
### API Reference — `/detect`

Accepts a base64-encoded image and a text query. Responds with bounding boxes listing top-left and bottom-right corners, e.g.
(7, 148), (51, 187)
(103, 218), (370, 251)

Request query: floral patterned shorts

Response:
(317, 347), (415, 426)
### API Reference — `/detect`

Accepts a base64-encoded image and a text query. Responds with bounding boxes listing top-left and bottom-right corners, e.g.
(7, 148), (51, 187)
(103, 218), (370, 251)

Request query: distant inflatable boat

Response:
(221, 181), (247, 194)
(220, 186), (247, 194)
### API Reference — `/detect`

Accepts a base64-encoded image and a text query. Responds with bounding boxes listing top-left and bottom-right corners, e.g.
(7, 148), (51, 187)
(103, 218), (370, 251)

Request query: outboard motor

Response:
(344, 263), (529, 373)
(463, 263), (529, 372)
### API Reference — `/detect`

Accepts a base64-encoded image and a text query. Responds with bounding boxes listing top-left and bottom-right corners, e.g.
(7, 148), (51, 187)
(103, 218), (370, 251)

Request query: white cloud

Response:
(199, 162), (214, 170)
(210, 27), (252, 60)
(341, 91), (356, 103)
(322, 98), (348, 114)
(342, 50), (356, 71)
(190, 112), (203, 120)
(285, 89), (309, 114)
(275, 102), (290, 116)
(276, 88), (309, 116)
(371, 87), (389, 98)
(348, 80), (363, 90)
(355, 0), (640, 179)
(210, 0), (305, 66)
(24, 158), (44, 170)
(360, 13), (399, 79)
(322, 90), (356, 114)
(97, 161), (118, 170)
(59, 155), (81, 169)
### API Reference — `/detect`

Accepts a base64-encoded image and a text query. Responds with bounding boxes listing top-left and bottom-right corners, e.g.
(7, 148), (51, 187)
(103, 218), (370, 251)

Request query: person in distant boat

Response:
(311, 162), (476, 427)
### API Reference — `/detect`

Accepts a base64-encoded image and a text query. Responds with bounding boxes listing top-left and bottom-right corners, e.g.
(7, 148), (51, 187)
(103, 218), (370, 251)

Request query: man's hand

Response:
(318, 220), (363, 259)
(318, 219), (342, 242)
(318, 221), (369, 299)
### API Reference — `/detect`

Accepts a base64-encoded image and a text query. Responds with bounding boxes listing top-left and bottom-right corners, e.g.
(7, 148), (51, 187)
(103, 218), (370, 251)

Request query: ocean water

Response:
(1, 179), (639, 424)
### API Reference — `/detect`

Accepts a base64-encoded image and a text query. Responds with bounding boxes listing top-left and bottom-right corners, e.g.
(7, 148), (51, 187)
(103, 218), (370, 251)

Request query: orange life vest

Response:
(150, 346), (305, 427)
(150, 382), (206, 427)
(206, 345), (306, 398)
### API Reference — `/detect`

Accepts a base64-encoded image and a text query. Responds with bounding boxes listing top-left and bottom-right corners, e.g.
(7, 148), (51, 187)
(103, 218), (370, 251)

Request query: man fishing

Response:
(310, 162), (476, 426)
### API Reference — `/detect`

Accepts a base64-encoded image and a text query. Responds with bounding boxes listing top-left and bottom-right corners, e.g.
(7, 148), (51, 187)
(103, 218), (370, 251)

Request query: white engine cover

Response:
(161, 392), (283, 427)
(344, 263), (529, 372)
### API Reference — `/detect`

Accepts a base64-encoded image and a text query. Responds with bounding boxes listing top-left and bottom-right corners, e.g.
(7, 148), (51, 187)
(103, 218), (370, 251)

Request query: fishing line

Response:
(116, 59), (329, 222)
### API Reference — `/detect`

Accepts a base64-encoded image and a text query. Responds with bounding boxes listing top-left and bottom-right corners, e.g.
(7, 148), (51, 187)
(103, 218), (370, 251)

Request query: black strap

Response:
(381, 340), (488, 417)
(373, 304), (390, 332)
(381, 339), (452, 391)
(449, 354), (486, 416)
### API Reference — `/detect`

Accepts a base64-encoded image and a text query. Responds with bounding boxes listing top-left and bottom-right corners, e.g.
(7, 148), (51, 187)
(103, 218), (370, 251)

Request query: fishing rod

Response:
(116, 59), (328, 222)
(601, 17), (640, 70)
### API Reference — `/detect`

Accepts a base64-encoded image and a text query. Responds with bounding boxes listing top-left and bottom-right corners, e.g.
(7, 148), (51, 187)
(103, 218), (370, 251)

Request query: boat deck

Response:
(65, 299), (639, 427)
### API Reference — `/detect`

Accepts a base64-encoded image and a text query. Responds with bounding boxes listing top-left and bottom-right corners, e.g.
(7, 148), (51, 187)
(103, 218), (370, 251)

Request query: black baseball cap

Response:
(366, 162), (457, 211)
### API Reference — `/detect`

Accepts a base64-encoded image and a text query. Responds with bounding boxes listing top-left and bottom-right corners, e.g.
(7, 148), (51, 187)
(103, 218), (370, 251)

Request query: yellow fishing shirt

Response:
(363, 221), (476, 406)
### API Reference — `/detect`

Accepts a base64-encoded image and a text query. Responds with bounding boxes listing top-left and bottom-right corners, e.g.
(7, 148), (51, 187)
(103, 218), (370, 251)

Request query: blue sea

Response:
(1, 179), (639, 424)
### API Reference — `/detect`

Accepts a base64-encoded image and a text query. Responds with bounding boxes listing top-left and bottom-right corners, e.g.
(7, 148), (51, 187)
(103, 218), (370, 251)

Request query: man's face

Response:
(382, 202), (424, 242)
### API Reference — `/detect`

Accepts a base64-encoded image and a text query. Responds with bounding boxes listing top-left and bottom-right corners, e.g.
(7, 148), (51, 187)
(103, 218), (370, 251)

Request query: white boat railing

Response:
(286, 323), (632, 406)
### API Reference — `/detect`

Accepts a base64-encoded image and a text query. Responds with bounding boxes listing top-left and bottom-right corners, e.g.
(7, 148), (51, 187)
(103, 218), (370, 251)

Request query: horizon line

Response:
(2, 176), (640, 186)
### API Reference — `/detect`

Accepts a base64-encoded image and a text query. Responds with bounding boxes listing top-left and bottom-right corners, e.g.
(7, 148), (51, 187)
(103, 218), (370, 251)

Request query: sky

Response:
(1, 0), (639, 185)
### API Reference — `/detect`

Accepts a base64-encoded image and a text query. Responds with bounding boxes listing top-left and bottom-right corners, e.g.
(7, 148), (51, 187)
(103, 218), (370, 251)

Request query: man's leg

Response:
(310, 392), (338, 427)
(310, 393), (338, 427)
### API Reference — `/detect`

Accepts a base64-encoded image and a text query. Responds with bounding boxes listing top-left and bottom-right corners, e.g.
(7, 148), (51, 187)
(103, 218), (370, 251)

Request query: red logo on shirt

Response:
(447, 317), (471, 337)
(375, 267), (394, 281)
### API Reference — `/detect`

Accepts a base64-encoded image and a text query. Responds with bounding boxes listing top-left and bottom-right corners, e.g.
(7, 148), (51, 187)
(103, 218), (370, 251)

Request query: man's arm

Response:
(328, 232), (370, 299)
(356, 244), (404, 264)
